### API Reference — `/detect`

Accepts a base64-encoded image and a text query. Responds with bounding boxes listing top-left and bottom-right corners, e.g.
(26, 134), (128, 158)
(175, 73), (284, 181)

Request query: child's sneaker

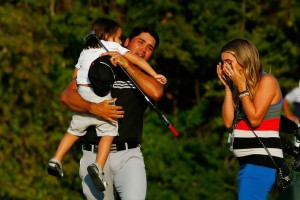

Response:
(47, 158), (64, 178)
(87, 163), (108, 191)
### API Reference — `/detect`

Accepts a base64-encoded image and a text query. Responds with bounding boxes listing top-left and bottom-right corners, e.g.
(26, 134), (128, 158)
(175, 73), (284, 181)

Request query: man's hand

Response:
(101, 51), (129, 68)
(60, 79), (124, 123)
(89, 98), (124, 123)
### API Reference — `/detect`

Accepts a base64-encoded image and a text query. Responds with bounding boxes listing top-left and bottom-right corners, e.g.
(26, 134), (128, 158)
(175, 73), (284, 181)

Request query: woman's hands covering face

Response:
(216, 61), (232, 88)
(222, 61), (246, 90)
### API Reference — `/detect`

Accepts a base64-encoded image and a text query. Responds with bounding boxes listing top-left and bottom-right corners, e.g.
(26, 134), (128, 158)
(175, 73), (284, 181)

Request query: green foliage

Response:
(143, 108), (238, 200)
(1, 0), (300, 199)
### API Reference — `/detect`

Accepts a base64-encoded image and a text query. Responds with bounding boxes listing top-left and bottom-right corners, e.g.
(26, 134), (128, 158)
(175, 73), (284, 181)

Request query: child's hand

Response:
(154, 74), (167, 85)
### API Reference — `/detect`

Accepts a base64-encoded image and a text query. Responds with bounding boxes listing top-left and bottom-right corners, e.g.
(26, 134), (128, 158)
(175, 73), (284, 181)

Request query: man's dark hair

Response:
(127, 26), (160, 49)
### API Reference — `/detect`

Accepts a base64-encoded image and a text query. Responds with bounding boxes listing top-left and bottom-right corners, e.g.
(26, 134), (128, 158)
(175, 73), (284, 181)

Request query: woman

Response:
(216, 38), (284, 200)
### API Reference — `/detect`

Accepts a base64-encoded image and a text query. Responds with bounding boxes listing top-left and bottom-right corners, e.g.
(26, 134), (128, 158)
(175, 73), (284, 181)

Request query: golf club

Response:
(89, 33), (179, 137)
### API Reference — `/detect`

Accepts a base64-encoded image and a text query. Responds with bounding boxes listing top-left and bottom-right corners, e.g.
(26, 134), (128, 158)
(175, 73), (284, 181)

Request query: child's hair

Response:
(84, 17), (121, 49)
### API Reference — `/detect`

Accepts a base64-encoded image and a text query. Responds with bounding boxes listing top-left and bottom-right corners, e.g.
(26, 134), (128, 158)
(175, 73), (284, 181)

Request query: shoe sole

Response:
(87, 166), (106, 191)
(47, 163), (63, 178)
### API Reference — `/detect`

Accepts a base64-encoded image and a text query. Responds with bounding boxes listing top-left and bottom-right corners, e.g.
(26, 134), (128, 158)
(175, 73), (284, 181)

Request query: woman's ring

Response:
(228, 73), (232, 77)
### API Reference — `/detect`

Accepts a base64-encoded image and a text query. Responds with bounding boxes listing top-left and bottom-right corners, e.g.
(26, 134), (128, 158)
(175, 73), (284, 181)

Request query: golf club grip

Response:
(158, 113), (180, 137)
(169, 124), (180, 137)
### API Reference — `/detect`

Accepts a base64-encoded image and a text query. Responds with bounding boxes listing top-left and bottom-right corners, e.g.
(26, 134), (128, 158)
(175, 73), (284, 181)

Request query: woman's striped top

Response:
(232, 99), (284, 168)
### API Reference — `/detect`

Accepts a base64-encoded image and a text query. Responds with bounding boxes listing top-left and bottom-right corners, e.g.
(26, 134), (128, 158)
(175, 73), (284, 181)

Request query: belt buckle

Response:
(82, 144), (98, 153)
(92, 144), (98, 153)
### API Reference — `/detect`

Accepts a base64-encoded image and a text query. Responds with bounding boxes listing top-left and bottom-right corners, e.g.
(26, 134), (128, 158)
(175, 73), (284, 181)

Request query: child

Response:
(47, 17), (167, 191)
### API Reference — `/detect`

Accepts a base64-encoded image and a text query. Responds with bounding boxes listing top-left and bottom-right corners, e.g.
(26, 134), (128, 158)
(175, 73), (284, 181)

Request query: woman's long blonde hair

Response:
(221, 38), (262, 98)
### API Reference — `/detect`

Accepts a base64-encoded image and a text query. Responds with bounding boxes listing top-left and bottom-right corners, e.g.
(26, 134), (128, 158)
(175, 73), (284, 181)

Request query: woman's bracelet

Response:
(239, 90), (250, 98)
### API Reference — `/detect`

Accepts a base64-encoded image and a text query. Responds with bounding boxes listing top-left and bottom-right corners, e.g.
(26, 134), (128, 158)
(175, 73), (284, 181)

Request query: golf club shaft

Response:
(96, 37), (179, 137)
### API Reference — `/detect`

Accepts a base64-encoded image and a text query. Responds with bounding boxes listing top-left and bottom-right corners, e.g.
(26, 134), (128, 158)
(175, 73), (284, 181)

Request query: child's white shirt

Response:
(76, 40), (129, 85)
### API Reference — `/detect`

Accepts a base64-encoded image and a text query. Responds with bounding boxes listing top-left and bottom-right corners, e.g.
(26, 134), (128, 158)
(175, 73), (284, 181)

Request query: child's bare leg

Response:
(54, 132), (79, 161)
(96, 136), (115, 170)
(47, 132), (79, 178)
(87, 136), (114, 191)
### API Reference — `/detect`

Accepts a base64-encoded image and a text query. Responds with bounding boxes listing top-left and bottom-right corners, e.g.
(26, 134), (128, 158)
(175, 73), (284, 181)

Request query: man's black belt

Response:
(82, 142), (140, 153)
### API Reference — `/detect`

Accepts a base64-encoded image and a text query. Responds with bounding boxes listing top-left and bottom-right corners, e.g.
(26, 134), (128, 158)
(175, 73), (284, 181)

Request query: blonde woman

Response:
(216, 38), (284, 200)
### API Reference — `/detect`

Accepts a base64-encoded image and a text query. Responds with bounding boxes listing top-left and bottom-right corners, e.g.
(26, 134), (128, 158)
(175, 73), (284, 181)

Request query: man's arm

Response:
(104, 52), (164, 101)
(283, 98), (298, 122)
(123, 62), (164, 101)
(60, 79), (124, 123)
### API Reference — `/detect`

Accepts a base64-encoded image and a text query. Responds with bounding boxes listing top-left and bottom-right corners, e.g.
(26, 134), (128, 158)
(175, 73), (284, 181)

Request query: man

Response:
(283, 82), (300, 124)
(283, 82), (300, 156)
(60, 26), (164, 200)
